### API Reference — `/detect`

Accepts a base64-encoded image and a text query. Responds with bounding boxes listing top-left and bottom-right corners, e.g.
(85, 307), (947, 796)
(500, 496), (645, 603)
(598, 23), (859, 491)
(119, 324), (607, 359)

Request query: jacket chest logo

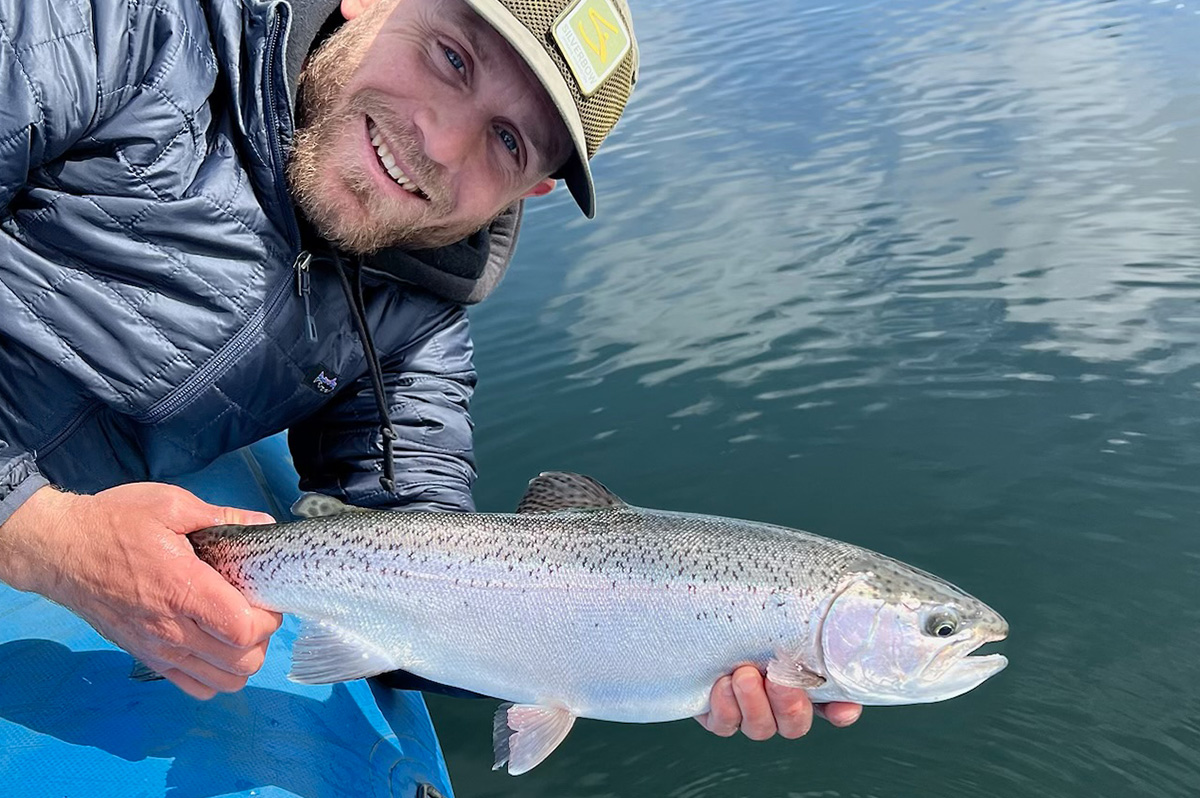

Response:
(305, 365), (340, 395)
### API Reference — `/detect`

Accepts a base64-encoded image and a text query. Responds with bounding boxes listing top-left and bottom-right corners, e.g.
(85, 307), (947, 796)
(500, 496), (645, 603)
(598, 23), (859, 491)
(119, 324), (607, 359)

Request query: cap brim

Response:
(553, 152), (593, 218)
(460, 0), (596, 218)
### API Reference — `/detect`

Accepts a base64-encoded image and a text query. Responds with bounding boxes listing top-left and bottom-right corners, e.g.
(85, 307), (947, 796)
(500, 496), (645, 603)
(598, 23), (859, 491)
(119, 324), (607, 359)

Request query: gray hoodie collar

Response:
(279, 0), (521, 305)
(282, 0), (341, 108)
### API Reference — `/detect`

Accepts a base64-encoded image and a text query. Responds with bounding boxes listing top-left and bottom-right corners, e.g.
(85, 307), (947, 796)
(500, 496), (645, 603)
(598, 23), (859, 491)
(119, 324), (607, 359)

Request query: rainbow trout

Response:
(189, 472), (1008, 775)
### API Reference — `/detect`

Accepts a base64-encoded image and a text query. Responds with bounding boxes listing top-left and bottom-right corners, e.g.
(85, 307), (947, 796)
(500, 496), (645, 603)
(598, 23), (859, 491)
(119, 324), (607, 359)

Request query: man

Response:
(0, 0), (861, 741)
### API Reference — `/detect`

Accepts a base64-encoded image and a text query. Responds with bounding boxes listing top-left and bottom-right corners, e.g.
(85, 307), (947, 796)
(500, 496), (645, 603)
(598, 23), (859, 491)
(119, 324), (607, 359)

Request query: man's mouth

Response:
(367, 119), (430, 201)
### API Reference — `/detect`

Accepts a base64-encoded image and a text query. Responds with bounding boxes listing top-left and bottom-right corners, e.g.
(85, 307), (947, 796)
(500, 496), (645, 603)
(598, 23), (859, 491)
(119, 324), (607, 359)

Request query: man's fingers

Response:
(146, 485), (274, 533)
(765, 679), (814, 739)
(132, 617), (270, 697)
(697, 674), (741, 736)
(201, 602), (282, 648)
(731, 666), (777, 741)
(181, 622), (272, 677)
(169, 653), (252, 694)
(191, 602), (279, 650)
(189, 490), (277, 529)
(248, 608), (284, 640)
(814, 701), (863, 727)
(183, 566), (279, 648)
(160, 668), (218, 701)
(23, 483), (282, 701)
(216, 507), (276, 527)
(193, 502), (275, 530)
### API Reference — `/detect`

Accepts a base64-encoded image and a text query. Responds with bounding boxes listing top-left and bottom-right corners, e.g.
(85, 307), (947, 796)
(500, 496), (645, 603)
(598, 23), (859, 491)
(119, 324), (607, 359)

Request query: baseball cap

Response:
(461, 0), (639, 218)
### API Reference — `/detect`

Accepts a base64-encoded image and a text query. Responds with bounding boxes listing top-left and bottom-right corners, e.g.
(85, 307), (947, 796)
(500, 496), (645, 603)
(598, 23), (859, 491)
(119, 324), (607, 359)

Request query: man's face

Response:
(288, 0), (571, 253)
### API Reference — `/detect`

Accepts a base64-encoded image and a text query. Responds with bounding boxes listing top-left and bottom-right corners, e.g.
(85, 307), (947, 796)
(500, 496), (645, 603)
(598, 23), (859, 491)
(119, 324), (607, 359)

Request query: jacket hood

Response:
(281, 0), (521, 305)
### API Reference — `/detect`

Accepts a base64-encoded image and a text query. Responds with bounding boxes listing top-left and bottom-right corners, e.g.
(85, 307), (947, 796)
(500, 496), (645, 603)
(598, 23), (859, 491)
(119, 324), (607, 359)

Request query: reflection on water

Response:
(561, 0), (1200, 385)
(436, 0), (1200, 796)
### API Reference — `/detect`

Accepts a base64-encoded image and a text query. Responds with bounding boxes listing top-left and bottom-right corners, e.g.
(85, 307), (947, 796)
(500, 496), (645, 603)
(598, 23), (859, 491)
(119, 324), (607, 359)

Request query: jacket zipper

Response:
(136, 7), (305, 425)
(37, 402), (102, 460)
(45, 251), (309, 440)
(267, 6), (317, 343)
(294, 249), (317, 341)
(264, 4), (302, 249)
(43, 7), (310, 449)
(136, 7), (303, 427)
(134, 273), (295, 425)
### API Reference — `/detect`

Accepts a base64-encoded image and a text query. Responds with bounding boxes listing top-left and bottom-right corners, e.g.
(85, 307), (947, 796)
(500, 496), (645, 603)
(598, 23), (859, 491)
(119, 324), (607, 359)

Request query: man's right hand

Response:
(0, 483), (282, 700)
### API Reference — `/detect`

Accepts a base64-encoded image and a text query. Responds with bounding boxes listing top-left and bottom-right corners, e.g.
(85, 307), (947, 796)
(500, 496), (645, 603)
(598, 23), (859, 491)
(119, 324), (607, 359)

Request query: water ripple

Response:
(459, 3), (1200, 796)
(526, 0), (1200, 393)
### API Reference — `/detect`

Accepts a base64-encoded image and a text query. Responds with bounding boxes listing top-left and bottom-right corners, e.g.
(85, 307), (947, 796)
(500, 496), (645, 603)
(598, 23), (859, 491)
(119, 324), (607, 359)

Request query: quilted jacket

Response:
(0, 0), (512, 524)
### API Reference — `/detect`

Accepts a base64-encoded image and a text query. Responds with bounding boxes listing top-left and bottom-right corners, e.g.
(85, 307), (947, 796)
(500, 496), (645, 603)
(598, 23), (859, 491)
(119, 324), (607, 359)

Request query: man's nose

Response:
(413, 105), (483, 169)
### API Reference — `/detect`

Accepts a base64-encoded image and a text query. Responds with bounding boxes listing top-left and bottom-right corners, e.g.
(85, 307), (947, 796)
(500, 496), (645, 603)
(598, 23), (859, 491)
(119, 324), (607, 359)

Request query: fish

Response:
(186, 472), (1008, 775)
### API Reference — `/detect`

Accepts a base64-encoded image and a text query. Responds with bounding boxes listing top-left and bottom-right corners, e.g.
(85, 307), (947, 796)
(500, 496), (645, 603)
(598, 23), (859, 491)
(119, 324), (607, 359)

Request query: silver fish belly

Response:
(189, 472), (1008, 775)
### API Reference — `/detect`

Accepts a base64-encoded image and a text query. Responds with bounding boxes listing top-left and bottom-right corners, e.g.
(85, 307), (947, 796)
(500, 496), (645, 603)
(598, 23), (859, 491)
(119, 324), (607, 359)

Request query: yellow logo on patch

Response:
(552, 0), (631, 96)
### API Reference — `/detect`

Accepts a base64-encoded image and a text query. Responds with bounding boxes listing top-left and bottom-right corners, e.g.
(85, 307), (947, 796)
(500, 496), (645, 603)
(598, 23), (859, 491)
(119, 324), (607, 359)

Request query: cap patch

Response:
(552, 0), (631, 97)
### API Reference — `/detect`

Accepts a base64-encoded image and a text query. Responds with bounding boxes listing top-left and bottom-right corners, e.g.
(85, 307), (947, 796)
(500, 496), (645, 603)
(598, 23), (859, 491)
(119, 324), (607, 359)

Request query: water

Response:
(426, 0), (1200, 795)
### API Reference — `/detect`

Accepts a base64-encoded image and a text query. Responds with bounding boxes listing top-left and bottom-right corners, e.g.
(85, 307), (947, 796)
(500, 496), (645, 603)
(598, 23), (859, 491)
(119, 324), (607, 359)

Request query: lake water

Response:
(427, 0), (1200, 795)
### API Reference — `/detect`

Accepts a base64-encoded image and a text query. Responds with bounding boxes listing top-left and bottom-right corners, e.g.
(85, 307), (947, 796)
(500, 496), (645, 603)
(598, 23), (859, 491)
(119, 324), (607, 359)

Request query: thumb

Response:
(167, 489), (275, 531)
(210, 505), (277, 528)
(100, 483), (277, 533)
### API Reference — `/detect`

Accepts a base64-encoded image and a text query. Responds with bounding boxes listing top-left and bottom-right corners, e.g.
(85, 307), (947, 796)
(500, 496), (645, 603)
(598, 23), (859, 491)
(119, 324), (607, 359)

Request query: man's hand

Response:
(0, 483), (282, 700)
(695, 665), (863, 740)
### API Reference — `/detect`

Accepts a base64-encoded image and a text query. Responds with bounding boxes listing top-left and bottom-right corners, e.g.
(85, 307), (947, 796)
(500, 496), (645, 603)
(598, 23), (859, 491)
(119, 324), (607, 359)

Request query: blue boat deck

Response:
(0, 436), (454, 798)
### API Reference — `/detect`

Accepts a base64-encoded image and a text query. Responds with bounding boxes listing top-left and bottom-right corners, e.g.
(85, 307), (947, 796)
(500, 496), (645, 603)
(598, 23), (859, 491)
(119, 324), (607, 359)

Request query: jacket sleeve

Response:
(0, 0), (102, 525)
(0, 0), (124, 203)
(0, 444), (50, 528)
(288, 299), (478, 513)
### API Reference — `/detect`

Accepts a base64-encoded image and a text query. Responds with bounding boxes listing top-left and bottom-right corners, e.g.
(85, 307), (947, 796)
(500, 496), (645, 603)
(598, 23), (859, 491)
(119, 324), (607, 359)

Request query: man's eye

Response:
(443, 46), (466, 75)
(495, 126), (520, 157)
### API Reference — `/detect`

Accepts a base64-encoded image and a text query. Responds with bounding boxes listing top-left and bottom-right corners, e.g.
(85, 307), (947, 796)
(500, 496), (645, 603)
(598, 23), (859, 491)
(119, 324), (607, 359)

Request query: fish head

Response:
(817, 558), (1008, 705)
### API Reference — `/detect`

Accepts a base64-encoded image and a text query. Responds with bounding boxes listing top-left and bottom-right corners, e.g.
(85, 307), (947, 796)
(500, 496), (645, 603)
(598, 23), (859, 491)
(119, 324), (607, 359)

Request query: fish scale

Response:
(188, 471), (1007, 775)
(195, 509), (844, 694)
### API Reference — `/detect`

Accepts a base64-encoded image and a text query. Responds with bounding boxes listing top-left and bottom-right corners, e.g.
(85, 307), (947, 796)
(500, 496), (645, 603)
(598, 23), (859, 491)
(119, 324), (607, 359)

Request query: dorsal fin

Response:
(516, 472), (628, 514)
(291, 492), (368, 519)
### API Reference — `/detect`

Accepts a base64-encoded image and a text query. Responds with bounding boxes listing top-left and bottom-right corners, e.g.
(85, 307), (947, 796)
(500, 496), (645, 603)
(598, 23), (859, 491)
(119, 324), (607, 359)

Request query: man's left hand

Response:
(694, 665), (863, 740)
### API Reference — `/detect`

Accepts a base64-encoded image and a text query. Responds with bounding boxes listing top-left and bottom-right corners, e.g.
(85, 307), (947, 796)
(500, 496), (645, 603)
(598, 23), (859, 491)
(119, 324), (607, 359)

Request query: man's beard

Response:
(286, 4), (496, 253)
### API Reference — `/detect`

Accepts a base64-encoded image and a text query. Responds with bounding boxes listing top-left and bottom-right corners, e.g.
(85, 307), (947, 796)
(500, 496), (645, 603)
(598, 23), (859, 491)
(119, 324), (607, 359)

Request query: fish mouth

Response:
(938, 651), (1008, 696)
(926, 628), (1008, 700)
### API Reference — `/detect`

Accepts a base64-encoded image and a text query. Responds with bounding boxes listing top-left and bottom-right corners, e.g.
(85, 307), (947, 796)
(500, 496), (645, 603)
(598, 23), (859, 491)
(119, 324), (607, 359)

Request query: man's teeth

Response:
(368, 123), (424, 196)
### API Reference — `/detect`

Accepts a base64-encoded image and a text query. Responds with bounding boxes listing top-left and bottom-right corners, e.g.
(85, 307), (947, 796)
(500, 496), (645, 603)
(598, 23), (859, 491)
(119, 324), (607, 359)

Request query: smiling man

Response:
(290, 0), (575, 252)
(0, 0), (859, 747)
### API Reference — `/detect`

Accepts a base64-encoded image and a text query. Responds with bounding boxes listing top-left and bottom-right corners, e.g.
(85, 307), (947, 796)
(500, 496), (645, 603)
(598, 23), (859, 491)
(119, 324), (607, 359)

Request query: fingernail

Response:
(732, 668), (757, 694)
(828, 705), (861, 726)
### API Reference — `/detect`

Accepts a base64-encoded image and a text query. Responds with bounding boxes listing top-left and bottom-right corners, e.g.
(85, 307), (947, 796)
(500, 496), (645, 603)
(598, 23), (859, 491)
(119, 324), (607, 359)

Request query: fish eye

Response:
(925, 610), (960, 638)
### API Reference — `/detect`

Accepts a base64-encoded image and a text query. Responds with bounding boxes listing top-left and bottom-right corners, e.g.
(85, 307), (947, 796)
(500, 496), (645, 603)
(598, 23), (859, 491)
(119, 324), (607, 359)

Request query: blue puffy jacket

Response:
(0, 0), (514, 523)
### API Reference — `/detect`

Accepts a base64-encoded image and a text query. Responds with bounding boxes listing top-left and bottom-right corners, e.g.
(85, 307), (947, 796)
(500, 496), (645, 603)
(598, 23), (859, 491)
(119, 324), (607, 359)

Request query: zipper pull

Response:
(293, 250), (317, 342)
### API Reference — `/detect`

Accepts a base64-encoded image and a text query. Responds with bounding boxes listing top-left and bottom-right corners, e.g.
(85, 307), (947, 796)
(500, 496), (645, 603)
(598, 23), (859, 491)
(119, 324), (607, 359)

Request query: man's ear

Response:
(341, 0), (377, 20)
(522, 178), (556, 199)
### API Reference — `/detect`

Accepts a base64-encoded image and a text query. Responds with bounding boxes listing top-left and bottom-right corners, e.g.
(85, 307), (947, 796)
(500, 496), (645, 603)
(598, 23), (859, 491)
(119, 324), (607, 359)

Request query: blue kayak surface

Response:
(0, 435), (455, 798)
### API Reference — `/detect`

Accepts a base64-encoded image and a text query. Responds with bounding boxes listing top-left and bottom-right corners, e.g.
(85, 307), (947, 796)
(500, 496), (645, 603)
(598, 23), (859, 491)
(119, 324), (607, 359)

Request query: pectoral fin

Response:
(492, 703), (577, 775)
(766, 656), (827, 690)
(129, 661), (163, 682)
(288, 620), (399, 684)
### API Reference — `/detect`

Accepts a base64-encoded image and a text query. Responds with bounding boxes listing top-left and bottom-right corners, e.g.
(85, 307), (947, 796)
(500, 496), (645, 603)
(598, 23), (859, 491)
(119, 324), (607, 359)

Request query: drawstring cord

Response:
(330, 250), (398, 493)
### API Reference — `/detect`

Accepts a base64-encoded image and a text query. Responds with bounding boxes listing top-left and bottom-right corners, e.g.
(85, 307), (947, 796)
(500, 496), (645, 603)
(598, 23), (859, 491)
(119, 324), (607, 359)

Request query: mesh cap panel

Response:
(495, 0), (637, 158)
